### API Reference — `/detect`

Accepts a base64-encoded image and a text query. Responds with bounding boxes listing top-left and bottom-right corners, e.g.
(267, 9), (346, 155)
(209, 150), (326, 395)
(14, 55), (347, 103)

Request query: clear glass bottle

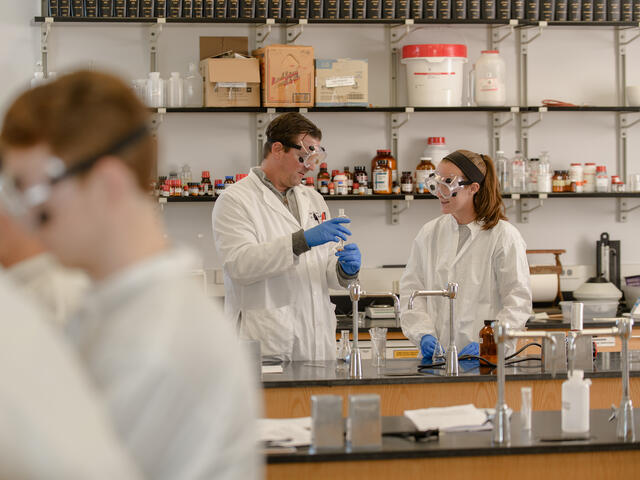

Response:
(527, 158), (539, 192)
(336, 330), (352, 370)
(336, 208), (348, 250)
(495, 150), (510, 193)
(510, 150), (527, 193)
(184, 62), (204, 107)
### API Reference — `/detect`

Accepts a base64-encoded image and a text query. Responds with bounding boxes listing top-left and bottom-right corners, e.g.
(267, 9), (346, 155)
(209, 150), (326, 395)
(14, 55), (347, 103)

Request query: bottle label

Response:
(373, 171), (389, 193)
(416, 169), (434, 185)
(401, 183), (413, 193)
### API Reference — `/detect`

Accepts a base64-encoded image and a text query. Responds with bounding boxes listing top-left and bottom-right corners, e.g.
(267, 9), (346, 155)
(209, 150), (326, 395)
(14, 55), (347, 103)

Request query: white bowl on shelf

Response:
(627, 86), (640, 106)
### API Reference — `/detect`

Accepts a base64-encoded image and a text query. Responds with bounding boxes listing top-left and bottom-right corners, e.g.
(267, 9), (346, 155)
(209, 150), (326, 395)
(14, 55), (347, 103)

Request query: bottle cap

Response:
(570, 369), (584, 380)
(320, 162), (328, 168)
(427, 137), (445, 145)
(225, 176), (234, 180)
(570, 163), (582, 166)
(376, 149), (391, 154)
(202, 171), (210, 178)
(484, 320), (494, 326)
(596, 166), (606, 172)
(215, 179), (223, 184)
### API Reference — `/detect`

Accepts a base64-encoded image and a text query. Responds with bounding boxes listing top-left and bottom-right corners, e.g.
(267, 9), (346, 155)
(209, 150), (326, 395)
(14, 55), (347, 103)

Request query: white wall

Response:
(3, 2), (640, 279)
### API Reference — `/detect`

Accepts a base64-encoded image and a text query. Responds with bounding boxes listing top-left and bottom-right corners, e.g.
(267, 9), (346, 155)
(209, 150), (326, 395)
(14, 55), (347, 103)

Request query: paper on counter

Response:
(258, 417), (311, 447)
(404, 404), (491, 433)
(262, 365), (284, 374)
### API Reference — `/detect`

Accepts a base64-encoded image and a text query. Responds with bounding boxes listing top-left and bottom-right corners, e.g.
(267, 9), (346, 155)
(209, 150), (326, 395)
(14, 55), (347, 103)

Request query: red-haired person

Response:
(400, 149), (532, 362)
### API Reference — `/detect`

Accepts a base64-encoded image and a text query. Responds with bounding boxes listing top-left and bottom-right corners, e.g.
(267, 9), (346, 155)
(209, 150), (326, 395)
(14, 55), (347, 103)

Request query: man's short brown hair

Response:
(263, 112), (322, 159)
(0, 70), (154, 190)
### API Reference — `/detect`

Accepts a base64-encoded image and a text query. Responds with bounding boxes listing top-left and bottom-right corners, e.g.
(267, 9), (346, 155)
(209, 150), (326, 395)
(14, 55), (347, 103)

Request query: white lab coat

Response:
(0, 274), (141, 480)
(67, 248), (262, 480)
(212, 170), (343, 361)
(400, 215), (532, 355)
(6, 253), (89, 327)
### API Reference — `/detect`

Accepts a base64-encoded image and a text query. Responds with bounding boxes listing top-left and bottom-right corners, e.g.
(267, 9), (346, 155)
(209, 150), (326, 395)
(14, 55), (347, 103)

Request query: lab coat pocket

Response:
(241, 305), (295, 358)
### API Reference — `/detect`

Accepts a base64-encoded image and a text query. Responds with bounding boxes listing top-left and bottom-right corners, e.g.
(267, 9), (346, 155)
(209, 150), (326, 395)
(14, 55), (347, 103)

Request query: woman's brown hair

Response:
(448, 149), (507, 230)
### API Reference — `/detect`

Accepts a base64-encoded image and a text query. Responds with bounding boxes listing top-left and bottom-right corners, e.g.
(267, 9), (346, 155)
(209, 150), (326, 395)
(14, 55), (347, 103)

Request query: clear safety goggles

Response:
(279, 138), (327, 168)
(426, 173), (473, 199)
(0, 125), (149, 226)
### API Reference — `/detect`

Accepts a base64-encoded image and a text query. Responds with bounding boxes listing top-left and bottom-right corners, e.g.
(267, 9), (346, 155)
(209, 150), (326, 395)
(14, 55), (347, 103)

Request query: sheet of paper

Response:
(262, 365), (284, 374)
(258, 417), (311, 447)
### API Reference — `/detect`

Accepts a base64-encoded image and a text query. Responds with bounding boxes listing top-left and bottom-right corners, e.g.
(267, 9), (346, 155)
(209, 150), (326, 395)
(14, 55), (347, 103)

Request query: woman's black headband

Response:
(443, 151), (485, 185)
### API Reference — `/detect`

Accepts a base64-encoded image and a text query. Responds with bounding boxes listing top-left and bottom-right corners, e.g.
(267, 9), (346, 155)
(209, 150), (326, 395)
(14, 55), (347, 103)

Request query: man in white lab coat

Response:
(0, 70), (261, 480)
(0, 207), (89, 326)
(0, 272), (141, 480)
(212, 112), (362, 362)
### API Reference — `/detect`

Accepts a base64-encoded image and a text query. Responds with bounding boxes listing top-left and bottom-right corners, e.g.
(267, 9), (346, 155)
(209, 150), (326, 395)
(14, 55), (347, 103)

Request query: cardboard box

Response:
(315, 59), (368, 107)
(200, 56), (261, 107)
(200, 36), (249, 60)
(253, 44), (314, 107)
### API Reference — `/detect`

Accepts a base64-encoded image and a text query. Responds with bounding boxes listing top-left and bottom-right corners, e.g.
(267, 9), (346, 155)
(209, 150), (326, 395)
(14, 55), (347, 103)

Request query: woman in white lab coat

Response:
(400, 149), (531, 361)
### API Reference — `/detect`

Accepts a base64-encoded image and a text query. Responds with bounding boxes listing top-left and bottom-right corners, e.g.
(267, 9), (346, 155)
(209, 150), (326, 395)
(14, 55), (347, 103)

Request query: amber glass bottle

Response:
(479, 320), (497, 370)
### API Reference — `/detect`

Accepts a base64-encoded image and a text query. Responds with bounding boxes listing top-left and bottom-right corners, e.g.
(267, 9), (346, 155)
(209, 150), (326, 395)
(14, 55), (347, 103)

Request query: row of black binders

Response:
(45, 0), (640, 20)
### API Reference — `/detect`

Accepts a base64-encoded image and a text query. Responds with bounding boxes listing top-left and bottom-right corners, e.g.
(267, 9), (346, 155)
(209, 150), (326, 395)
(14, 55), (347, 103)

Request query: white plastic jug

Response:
(471, 50), (506, 107)
(167, 72), (184, 108)
(561, 369), (591, 434)
(422, 137), (450, 165)
(401, 44), (468, 107)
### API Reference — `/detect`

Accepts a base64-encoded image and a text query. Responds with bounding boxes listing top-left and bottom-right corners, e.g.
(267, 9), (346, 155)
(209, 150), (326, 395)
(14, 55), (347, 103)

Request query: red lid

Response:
(305, 177), (314, 185)
(320, 162), (328, 169)
(353, 182), (360, 188)
(332, 170), (339, 176)
(202, 171), (210, 178)
(215, 179), (223, 184)
(570, 163), (581, 166)
(376, 149), (391, 154)
(612, 175), (621, 182)
(585, 162), (596, 165)
(427, 137), (446, 145)
(596, 166), (607, 172)
(162, 185), (169, 191)
(402, 44), (468, 59)
(481, 50), (499, 54)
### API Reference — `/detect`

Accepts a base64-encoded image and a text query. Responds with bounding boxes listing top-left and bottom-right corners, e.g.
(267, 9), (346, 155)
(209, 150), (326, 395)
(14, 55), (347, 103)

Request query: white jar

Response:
(583, 163), (596, 193)
(422, 138), (450, 166)
(569, 163), (584, 184)
(334, 173), (348, 195)
(473, 50), (507, 107)
(537, 174), (552, 193)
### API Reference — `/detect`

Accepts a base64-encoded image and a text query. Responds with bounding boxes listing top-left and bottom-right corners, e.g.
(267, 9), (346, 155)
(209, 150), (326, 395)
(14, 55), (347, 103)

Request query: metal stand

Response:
(348, 281), (400, 379)
(569, 318), (635, 441)
(493, 324), (559, 445)
(408, 283), (459, 376)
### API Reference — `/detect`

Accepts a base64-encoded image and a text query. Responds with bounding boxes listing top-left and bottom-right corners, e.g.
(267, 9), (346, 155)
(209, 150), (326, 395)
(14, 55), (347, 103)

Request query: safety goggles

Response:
(278, 138), (327, 167)
(425, 172), (473, 199)
(0, 126), (149, 225)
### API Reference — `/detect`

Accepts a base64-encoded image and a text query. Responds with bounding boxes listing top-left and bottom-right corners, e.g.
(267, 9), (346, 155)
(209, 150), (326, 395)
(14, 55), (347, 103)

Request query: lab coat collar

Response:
(248, 170), (301, 228)
(79, 247), (201, 318)
(5, 253), (58, 285)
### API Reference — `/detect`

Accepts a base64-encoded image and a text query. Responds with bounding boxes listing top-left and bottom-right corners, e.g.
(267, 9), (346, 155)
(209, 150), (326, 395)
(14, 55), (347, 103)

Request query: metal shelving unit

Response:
(37, 15), (640, 223)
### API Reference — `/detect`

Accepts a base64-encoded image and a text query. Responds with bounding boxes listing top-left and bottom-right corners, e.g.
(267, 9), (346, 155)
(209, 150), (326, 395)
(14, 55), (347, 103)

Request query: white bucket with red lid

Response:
(401, 44), (468, 107)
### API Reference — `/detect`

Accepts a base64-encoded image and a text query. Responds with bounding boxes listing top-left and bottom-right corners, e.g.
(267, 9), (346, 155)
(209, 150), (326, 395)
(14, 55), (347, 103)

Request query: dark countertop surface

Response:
(266, 409), (640, 464)
(262, 352), (640, 388)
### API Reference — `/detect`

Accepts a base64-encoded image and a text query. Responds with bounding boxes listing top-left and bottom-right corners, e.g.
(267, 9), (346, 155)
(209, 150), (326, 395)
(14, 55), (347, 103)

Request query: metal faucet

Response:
(408, 283), (459, 375)
(347, 280), (400, 379)
(493, 323), (559, 445)
(567, 317), (634, 441)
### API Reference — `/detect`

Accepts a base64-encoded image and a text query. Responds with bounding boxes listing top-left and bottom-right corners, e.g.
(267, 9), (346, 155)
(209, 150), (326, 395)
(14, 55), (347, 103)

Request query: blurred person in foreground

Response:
(0, 70), (261, 480)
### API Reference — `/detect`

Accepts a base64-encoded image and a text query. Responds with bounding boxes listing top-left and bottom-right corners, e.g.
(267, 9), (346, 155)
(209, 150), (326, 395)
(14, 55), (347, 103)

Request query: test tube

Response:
(521, 386), (532, 430)
(337, 208), (347, 251)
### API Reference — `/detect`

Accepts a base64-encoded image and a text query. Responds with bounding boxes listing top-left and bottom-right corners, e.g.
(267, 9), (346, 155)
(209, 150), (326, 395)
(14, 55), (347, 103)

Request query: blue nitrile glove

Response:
(303, 217), (352, 248)
(336, 243), (361, 276)
(459, 342), (479, 358)
(420, 334), (440, 361)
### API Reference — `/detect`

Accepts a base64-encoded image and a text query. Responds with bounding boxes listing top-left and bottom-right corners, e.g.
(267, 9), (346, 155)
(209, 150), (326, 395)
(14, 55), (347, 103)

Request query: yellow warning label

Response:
(394, 350), (419, 359)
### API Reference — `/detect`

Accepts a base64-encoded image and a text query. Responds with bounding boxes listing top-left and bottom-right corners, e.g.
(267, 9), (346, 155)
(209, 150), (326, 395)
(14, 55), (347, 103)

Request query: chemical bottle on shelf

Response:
(371, 150), (397, 184)
(415, 157), (436, 191)
(527, 158), (539, 192)
(422, 137), (449, 166)
(510, 150), (527, 193)
(495, 150), (510, 193)
(333, 172), (348, 195)
(31, 62), (47, 88)
(479, 320), (497, 373)
(201, 171), (212, 196)
(317, 162), (331, 194)
(167, 72), (184, 108)
(146, 72), (165, 108)
(184, 62), (204, 107)
(561, 369), (591, 434)
(595, 166), (609, 193)
(373, 160), (392, 194)
(537, 151), (551, 193)
(355, 166), (368, 189)
(473, 50), (507, 107)
(344, 166), (354, 194)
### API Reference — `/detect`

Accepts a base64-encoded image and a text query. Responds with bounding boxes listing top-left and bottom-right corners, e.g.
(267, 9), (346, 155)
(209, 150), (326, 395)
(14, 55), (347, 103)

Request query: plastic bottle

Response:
(495, 150), (510, 193)
(184, 62), (204, 107)
(584, 163), (596, 192)
(333, 172), (348, 195)
(510, 150), (527, 193)
(561, 369), (591, 434)
(146, 72), (165, 108)
(473, 50), (507, 107)
(336, 208), (348, 250)
(537, 151), (551, 193)
(167, 72), (184, 108)
(31, 62), (47, 88)
(422, 137), (450, 166)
